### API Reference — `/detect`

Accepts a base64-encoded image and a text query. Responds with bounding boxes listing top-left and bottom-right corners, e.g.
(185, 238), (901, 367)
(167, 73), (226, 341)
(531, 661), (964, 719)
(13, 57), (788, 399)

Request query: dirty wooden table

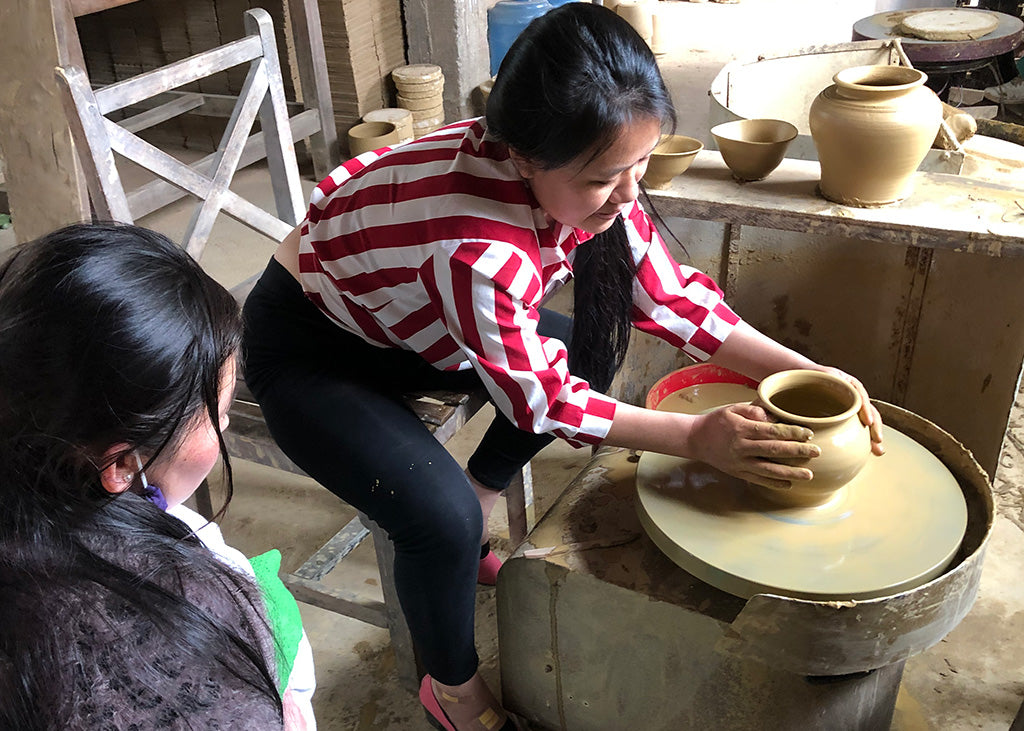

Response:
(644, 150), (1024, 479)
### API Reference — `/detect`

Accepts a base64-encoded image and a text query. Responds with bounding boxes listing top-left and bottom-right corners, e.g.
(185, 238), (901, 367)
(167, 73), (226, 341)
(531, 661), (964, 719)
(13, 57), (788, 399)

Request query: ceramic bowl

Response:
(641, 135), (703, 190)
(347, 121), (399, 157)
(710, 118), (798, 182)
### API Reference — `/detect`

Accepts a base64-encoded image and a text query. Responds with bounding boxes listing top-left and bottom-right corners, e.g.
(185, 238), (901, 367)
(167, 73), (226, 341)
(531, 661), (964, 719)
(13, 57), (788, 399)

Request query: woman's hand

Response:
(706, 321), (885, 456)
(688, 402), (820, 489)
(807, 365), (885, 456)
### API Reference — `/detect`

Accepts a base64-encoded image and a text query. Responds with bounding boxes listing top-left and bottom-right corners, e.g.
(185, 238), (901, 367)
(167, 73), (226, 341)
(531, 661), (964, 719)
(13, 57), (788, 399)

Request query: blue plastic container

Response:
(487, 0), (552, 77)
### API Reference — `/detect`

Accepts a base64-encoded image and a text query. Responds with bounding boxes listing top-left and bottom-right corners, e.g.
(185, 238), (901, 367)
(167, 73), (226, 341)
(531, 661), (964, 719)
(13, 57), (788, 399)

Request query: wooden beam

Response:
(119, 92), (204, 134)
(94, 36), (263, 114)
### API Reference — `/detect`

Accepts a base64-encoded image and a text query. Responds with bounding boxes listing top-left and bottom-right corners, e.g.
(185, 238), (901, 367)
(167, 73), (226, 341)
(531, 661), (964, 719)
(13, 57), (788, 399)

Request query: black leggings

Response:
(240, 257), (572, 684)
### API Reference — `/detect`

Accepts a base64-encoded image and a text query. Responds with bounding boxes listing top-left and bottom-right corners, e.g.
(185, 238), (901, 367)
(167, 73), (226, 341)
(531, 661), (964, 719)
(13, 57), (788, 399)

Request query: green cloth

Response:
(247, 549), (303, 695)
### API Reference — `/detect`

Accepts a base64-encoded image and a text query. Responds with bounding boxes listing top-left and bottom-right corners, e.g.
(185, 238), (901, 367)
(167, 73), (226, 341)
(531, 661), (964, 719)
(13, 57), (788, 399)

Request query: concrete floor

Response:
(3, 0), (1023, 728)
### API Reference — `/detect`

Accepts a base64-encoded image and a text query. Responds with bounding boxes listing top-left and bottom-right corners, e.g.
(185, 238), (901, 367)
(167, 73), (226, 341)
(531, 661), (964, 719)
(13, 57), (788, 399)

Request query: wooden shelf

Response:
(645, 151), (1024, 257)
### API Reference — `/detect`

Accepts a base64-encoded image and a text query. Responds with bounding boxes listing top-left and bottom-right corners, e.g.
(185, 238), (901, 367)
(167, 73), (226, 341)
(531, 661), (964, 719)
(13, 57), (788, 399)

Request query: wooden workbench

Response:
(638, 150), (1024, 479)
(647, 151), (1023, 256)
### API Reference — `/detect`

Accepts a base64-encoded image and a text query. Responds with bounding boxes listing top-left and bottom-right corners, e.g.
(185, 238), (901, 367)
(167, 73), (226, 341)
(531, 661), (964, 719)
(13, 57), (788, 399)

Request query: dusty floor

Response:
(2, 0), (1023, 728)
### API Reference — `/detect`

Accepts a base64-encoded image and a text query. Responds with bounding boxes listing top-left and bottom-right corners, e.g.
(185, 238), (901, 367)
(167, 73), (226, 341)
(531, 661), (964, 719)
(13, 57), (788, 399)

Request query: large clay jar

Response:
(755, 369), (872, 508)
(809, 65), (941, 207)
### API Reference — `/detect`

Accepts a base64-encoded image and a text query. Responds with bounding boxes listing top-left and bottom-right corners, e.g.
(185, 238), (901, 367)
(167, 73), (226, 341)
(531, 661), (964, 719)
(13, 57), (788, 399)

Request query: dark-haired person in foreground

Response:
(0, 223), (315, 730)
(241, 4), (883, 729)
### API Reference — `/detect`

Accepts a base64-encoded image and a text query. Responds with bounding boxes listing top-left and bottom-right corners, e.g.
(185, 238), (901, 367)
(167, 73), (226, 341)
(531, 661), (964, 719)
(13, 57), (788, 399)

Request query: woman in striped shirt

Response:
(242, 4), (883, 729)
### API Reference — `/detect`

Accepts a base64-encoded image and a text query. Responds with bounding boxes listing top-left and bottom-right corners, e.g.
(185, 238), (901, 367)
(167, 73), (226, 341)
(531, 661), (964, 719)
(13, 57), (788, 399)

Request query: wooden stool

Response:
(222, 380), (534, 691)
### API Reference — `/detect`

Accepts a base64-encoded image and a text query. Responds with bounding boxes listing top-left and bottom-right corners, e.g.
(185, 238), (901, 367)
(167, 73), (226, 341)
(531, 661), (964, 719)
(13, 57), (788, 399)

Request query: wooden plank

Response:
(194, 478), (215, 520)
(223, 425), (308, 476)
(359, 512), (421, 691)
(890, 246), (934, 403)
(119, 92), (204, 133)
(720, 223), (742, 302)
(119, 89), (306, 119)
(282, 574), (389, 627)
(126, 108), (319, 219)
(247, 8), (304, 225)
(291, 516), (371, 581)
(182, 57), (271, 257)
(93, 35), (263, 114)
(55, 65), (133, 221)
(70, 0), (140, 17)
(104, 119), (294, 242)
(506, 462), (534, 544)
(284, 0), (340, 178)
(644, 151), (1024, 257)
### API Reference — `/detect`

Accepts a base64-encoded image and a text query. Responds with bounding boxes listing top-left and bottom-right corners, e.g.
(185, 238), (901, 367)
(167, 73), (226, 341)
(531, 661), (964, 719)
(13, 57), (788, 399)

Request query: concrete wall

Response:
(0, 1), (90, 242)
(402, 0), (493, 121)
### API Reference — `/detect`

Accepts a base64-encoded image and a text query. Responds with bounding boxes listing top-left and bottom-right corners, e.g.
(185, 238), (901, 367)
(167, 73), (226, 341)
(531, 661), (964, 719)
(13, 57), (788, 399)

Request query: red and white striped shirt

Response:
(297, 118), (740, 446)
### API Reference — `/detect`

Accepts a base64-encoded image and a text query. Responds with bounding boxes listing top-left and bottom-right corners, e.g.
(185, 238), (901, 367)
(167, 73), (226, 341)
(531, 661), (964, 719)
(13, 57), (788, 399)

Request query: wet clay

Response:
(636, 382), (968, 600)
(768, 385), (849, 418)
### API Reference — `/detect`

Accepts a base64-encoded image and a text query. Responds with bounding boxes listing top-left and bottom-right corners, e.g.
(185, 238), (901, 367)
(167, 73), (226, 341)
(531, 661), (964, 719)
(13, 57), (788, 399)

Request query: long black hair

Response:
(0, 223), (281, 727)
(487, 3), (676, 390)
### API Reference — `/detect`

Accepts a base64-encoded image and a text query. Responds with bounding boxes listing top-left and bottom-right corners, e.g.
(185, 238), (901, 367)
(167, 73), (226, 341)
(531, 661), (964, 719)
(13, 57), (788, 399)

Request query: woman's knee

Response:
(386, 473), (483, 559)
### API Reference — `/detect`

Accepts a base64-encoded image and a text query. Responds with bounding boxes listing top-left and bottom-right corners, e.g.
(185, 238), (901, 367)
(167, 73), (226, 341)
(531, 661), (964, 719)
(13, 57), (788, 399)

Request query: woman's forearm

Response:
(603, 401), (700, 456)
(706, 320), (817, 381)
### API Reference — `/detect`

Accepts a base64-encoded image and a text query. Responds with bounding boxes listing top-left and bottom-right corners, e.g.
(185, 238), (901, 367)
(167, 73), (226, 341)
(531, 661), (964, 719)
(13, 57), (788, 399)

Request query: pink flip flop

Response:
(419, 674), (518, 731)
(477, 550), (503, 586)
(419, 675), (457, 731)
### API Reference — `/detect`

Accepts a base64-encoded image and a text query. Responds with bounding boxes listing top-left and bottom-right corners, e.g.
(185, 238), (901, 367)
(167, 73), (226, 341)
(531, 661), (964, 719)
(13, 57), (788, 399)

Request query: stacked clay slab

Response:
(392, 64), (445, 138)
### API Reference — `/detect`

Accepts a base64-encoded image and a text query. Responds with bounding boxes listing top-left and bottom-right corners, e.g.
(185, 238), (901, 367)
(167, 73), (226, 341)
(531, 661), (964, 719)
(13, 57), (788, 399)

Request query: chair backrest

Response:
(55, 7), (305, 260)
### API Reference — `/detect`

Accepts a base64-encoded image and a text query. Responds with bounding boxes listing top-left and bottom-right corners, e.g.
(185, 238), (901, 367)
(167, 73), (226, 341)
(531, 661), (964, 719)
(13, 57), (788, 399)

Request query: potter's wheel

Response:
(853, 9), (1023, 65)
(636, 382), (968, 600)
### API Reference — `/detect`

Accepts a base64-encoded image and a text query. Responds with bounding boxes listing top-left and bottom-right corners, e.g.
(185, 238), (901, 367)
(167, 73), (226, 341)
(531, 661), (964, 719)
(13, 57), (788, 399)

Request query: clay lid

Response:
(898, 9), (1000, 41)
(392, 64), (443, 84)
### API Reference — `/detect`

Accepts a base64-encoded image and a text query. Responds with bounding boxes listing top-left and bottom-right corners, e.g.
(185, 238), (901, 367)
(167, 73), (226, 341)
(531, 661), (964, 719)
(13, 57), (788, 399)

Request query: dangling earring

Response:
(133, 451), (150, 491)
(134, 451), (167, 510)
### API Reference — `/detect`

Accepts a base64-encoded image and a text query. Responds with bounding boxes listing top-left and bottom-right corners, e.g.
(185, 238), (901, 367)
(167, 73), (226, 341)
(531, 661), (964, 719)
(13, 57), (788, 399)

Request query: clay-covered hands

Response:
(688, 365), (883, 490)
(806, 365), (885, 456)
(688, 402), (821, 490)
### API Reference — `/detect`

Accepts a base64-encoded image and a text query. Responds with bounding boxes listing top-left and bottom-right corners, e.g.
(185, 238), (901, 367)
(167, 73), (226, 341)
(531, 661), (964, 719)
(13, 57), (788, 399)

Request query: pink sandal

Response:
(477, 549), (502, 586)
(419, 675), (516, 731)
(419, 675), (457, 731)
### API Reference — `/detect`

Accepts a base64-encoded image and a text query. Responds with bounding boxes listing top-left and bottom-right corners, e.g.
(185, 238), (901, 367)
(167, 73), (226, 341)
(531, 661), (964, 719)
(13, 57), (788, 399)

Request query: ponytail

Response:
(569, 215), (635, 392)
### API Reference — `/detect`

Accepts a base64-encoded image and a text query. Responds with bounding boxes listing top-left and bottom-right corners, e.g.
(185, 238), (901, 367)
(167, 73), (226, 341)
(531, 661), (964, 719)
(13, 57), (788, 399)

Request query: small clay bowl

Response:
(710, 119), (798, 182)
(641, 135), (703, 190)
(347, 121), (399, 157)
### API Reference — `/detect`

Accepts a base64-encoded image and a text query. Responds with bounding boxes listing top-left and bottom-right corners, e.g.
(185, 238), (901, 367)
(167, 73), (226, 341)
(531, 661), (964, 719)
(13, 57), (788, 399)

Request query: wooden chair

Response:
(55, 6), (536, 692)
(55, 8), (306, 260)
(52, 0), (339, 182)
(227, 375), (535, 691)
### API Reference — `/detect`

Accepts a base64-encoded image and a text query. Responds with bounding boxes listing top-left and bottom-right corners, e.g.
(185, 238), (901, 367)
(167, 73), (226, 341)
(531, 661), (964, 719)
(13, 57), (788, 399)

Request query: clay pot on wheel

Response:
(809, 65), (942, 207)
(755, 369), (872, 507)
